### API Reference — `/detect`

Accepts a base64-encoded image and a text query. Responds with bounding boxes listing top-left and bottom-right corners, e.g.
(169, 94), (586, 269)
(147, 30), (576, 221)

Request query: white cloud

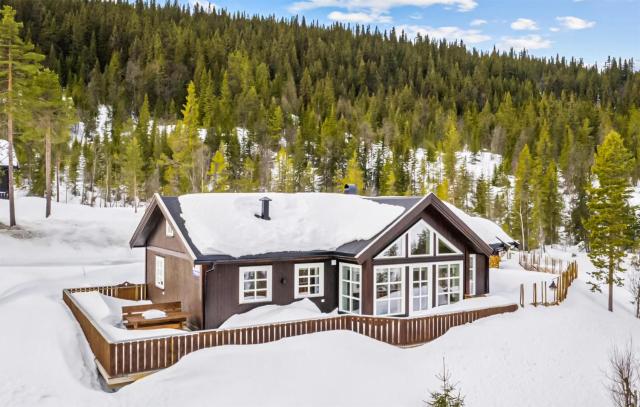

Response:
(399, 24), (491, 44)
(470, 18), (487, 26)
(409, 13), (423, 20)
(498, 34), (552, 50)
(289, 0), (478, 14)
(556, 16), (595, 30)
(190, 0), (217, 11)
(549, 27), (560, 32)
(327, 11), (392, 23)
(510, 18), (538, 31)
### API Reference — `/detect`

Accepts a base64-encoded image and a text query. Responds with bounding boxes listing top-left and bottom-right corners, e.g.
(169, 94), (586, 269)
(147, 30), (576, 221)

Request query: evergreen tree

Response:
(511, 145), (533, 250)
(208, 143), (229, 192)
(473, 175), (489, 217)
(426, 360), (465, 407)
(273, 146), (295, 192)
(585, 131), (635, 312)
(27, 68), (74, 217)
(122, 135), (143, 212)
(0, 5), (44, 226)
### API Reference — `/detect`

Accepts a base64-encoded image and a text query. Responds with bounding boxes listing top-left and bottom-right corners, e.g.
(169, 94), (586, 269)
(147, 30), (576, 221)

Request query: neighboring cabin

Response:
(130, 191), (516, 330)
(0, 140), (18, 199)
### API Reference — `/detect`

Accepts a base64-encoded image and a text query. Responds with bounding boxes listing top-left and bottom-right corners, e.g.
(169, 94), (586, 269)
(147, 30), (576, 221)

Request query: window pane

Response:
(342, 297), (350, 311)
(256, 290), (267, 299)
(299, 268), (308, 276)
(299, 277), (308, 286)
(450, 293), (460, 303)
(310, 286), (319, 294)
(438, 238), (456, 254)
(244, 271), (255, 280)
(376, 286), (389, 299)
(376, 300), (389, 315)
(353, 269), (360, 282)
(420, 284), (429, 296)
(342, 281), (350, 296)
(390, 268), (402, 282)
(413, 298), (420, 311)
(413, 269), (420, 280)
(450, 264), (460, 277)
(450, 278), (460, 291)
(438, 280), (448, 292)
(244, 282), (255, 290)
(389, 299), (402, 314)
(244, 291), (255, 299)
(310, 277), (319, 285)
(299, 286), (309, 294)
(438, 294), (449, 306)
(342, 266), (350, 280)
(352, 282), (360, 297)
(410, 223), (431, 255)
(421, 268), (429, 280)
(390, 283), (402, 296)
(352, 299), (360, 313)
(256, 270), (267, 279)
(438, 266), (448, 278)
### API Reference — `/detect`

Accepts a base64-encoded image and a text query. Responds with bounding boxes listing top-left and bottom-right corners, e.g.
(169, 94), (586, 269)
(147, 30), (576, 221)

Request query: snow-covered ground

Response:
(1, 196), (639, 407)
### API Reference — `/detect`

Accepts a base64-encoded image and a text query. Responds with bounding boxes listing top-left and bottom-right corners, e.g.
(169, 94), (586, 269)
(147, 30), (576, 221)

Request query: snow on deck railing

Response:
(63, 284), (518, 383)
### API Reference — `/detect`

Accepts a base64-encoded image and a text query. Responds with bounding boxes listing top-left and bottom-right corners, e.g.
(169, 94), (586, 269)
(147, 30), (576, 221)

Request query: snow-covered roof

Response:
(177, 193), (405, 258)
(0, 139), (18, 167)
(444, 202), (515, 246)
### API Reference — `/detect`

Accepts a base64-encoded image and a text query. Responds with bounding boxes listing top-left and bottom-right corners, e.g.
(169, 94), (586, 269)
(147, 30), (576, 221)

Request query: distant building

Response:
(0, 139), (18, 199)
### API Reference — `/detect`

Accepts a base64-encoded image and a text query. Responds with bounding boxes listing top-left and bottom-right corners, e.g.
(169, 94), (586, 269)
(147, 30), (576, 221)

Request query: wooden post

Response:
(533, 283), (537, 306)
(520, 284), (525, 308)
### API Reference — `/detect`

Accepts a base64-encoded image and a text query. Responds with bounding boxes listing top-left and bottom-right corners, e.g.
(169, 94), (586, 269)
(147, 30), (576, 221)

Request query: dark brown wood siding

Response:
(204, 259), (338, 329)
(145, 216), (203, 329)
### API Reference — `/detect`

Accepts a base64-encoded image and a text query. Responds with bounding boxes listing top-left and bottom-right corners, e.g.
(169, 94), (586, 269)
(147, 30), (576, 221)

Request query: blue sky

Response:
(189, 0), (640, 67)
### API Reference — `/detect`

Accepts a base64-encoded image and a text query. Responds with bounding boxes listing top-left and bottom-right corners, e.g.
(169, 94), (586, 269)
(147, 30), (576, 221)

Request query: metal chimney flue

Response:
(255, 196), (272, 220)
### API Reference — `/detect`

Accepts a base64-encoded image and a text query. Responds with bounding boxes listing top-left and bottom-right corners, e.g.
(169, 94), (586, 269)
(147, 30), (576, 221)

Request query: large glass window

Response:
(339, 264), (361, 314)
(294, 263), (324, 298)
(409, 221), (432, 256)
(374, 266), (404, 316)
(375, 236), (405, 258)
(239, 266), (272, 304)
(437, 263), (462, 306)
(411, 265), (431, 313)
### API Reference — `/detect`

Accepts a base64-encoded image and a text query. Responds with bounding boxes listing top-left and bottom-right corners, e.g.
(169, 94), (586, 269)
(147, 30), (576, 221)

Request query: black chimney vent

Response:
(255, 196), (272, 220)
(344, 184), (358, 195)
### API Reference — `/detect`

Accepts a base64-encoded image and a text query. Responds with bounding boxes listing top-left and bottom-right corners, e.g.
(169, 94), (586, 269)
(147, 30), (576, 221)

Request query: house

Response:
(129, 191), (513, 330)
(0, 139), (18, 199)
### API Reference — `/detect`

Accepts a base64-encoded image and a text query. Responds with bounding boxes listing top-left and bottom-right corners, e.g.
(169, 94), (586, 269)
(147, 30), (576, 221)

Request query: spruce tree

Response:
(585, 131), (635, 312)
(122, 135), (143, 212)
(0, 5), (44, 226)
(473, 175), (489, 217)
(208, 143), (229, 192)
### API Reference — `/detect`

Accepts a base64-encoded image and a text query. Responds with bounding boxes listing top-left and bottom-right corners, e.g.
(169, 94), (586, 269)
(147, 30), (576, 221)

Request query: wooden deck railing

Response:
(519, 258), (578, 307)
(64, 285), (518, 382)
(518, 250), (571, 274)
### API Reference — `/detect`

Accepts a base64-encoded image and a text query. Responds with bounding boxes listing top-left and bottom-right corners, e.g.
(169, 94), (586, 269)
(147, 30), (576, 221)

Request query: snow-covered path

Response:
(1, 197), (638, 407)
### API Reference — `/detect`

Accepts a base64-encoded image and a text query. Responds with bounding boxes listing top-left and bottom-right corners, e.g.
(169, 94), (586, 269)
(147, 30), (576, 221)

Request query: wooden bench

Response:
(122, 301), (188, 330)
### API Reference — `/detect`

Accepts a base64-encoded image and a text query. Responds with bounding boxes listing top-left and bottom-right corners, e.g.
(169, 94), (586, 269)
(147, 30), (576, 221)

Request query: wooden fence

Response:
(63, 284), (518, 383)
(519, 260), (578, 307)
(518, 250), (572, 274)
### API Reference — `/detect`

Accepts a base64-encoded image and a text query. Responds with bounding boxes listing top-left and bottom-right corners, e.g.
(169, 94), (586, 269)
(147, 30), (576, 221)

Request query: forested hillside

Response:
(2, 0), (640, 248)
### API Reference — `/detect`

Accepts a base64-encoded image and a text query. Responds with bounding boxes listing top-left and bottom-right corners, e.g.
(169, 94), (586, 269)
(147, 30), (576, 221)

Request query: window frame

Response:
(155, 255), (165, 290)
(338, 263), (362, 314)
(407, 220), (434, 258)
(469, 254), (476, 296)
(165, 219), (174, 237)
(408, 263), (432, 315)
(294, 263), (325, 299)
(238, 265), (273, 304)
(373, 265), (406, 316)
(435, 260), (464, 307)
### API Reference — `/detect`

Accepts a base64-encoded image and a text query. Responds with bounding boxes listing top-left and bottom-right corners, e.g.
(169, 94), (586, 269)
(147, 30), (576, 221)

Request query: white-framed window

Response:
(155, 255), (165, 290)
(410, 264), (431, 314)
(436, 262), (463, 306)
(374, 265), (405, 316)
(375, 235), (405, 259)
(165, 219), (174, 237)
(435, 234), (462, 255)
(294, 263), (324, 298)
(339, 263), (361, 314)
(469, 254), (476, 296)
(239, 266), (272, 304)
(408, 220), (432, 256)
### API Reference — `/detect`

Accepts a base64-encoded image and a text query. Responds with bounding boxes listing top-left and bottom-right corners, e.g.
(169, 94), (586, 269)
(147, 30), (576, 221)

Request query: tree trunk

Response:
(7, 44), (15, 227)
(609, 262), (614, 312)
(56, 153), (60, 203)
(45, 126), (52, 218)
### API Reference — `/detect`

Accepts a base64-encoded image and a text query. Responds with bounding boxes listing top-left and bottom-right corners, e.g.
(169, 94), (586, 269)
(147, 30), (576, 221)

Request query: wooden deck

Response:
(63, 284), (518, 387)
